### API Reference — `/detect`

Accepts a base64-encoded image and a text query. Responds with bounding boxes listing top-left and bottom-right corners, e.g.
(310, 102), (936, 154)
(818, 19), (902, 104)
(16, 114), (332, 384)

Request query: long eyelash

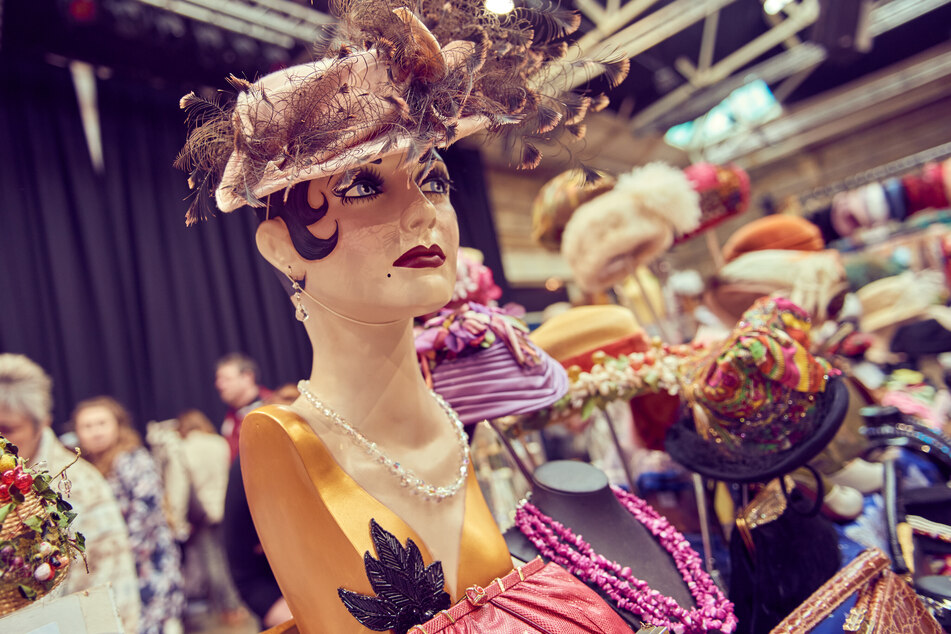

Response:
(334, 167), (384, 204)
(420, 167), (453, 194)
(360, 167), (383, 187)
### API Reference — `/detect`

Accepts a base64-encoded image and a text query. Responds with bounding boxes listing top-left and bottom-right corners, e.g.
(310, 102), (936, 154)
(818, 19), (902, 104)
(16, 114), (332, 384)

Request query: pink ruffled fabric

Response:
(416, 302), (569, 425)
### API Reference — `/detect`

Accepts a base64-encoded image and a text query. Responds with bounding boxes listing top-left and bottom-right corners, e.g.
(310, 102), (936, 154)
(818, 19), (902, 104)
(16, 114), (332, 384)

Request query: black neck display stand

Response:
(505, 461), (695, 630)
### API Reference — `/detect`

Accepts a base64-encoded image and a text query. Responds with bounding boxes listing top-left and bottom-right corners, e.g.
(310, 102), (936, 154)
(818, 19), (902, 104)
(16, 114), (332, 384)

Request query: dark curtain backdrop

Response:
(0, 59), (508, 432)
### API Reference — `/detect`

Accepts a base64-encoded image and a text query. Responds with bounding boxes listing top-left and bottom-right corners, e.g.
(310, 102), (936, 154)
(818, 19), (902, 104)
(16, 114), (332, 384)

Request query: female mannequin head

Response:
(255, 151), (459, 324)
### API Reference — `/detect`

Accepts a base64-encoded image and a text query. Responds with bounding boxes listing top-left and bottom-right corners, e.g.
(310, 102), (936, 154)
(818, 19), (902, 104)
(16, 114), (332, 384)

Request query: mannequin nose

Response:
(401, 188), (438, 233)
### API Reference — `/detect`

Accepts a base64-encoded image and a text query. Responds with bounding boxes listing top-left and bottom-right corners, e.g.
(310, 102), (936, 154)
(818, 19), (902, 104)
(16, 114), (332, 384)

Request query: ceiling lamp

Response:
(485, 0), (515, 15)
(763, 0), (795, 15)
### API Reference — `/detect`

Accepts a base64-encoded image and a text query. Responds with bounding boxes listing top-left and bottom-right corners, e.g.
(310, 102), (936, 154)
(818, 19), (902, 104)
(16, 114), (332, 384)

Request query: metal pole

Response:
(602, 408), (637, 492)
(632, 269), (677, 342)
(693, 473), (723, 587)
(486, 419), (535, 485)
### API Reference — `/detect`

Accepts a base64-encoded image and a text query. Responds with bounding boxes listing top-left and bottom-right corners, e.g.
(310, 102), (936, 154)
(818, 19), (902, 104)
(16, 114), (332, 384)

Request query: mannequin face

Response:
(74, 405), (120, 454)
(258, 151), (459, 323)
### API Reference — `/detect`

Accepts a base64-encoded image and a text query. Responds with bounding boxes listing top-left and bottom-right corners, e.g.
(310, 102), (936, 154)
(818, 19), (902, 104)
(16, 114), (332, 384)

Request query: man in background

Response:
(214, 353), (270, 462)
(0, 354), (141, 632)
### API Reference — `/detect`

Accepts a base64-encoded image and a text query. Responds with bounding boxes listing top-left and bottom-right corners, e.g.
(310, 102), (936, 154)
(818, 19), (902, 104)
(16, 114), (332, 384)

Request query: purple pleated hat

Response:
(416, 303), (569, 426)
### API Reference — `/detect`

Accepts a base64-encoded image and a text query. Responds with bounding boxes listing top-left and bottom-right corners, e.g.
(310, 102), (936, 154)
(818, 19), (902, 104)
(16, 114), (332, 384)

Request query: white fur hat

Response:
(561, 162), (701, 292)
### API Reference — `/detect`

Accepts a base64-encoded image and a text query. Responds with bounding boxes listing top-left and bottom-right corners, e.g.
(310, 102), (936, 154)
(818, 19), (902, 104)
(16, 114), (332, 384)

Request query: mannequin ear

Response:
(255, 218), (304, 278)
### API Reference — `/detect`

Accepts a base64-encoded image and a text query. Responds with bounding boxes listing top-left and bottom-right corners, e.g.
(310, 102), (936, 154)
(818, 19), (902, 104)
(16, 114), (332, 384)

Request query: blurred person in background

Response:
(214, 353), (270, 462)
(176, 409), (246, 626)
(222, 384), (298, 629)
(74, 396), (184, 634)
(0, 354), (141, 632)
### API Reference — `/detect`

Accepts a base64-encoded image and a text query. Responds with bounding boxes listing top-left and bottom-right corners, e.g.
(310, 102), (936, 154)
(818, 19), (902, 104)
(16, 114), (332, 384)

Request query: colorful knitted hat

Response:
(667, 296), (848, 483)
(415, 303), (568, 426)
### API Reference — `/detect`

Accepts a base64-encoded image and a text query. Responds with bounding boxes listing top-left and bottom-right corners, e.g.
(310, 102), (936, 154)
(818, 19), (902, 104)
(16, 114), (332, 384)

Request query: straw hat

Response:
(857, 271), (951, 334)
(530, 304), (682, 449)
(709, 249), (846, 323)
(531, 168), (617, 252)
(531, 304), (649, 366)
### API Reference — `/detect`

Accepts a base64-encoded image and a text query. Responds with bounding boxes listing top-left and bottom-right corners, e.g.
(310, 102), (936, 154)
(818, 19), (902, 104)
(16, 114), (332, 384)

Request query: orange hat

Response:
(530, 305), (649, 366)
(722, 214), (824, 263)
(530, 305), (680, 450)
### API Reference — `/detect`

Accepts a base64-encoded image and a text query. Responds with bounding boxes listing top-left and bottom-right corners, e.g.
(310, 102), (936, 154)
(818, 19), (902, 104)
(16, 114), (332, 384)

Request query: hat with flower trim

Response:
(666, 296), (848, 483)
(415, 303), (568, 426)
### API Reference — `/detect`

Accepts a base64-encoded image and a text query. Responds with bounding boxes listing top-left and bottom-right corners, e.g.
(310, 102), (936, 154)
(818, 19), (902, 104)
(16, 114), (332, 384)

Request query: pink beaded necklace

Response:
(514, 486), (737, 634)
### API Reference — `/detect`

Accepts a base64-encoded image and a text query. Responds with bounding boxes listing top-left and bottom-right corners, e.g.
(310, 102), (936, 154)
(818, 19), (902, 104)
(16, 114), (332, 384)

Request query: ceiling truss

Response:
(134, 0), (332, 49)
(564, 0), (951, 140)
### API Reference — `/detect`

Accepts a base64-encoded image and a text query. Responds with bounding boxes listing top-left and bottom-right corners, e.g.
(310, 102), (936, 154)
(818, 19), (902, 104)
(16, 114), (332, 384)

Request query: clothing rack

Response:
(799, 141), (951, 204)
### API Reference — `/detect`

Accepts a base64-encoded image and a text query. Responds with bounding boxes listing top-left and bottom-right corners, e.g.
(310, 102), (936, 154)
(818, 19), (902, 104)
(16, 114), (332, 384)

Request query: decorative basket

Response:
(0, 438), (84, 617)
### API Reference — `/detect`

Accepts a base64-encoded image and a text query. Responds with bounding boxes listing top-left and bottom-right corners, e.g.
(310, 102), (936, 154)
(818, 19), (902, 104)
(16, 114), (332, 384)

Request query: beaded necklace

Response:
(298, 380), (469, 502)
(514, 486), (736, 634)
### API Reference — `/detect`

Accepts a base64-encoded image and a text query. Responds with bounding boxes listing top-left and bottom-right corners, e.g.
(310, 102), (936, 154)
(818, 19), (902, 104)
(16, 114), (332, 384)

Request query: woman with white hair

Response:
(0, 354), (141, 632)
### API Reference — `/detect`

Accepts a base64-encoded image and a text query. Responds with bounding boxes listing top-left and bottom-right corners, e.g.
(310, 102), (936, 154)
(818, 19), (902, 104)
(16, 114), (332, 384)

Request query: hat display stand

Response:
(503, 461), (699, 631)
(598, 407), (638, 492)
(612, 264), (691, 498)
(615, 260), (730, 584)
(613, 258), (679, 344)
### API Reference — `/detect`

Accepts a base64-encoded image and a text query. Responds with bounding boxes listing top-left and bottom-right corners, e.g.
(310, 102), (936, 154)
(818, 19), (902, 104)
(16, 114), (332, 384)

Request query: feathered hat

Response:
(561, 162), (701, 292)
(176, 0), (629, 223)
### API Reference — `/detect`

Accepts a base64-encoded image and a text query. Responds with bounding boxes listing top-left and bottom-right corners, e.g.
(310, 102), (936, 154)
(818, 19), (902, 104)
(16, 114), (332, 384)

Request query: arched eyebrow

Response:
(418, 149), (442, 164)
(416, 149), (444, 181)
(332, 158), (383, 191)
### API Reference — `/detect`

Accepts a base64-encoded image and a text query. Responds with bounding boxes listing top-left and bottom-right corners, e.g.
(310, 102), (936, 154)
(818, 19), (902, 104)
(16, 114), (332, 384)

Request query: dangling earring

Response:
(287, 269), (309, 322)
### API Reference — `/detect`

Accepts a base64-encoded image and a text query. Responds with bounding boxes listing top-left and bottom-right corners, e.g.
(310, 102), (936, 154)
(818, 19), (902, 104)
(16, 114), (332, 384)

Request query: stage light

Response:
(763, 0), (793, 16)
(485, 0), (514, 15)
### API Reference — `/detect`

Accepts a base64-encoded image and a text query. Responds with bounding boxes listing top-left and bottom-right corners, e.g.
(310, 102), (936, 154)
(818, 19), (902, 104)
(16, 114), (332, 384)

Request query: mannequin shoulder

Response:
(239, 404), (338, 484)
(241, 404), (317, 445)
(244, 403), (308, 428)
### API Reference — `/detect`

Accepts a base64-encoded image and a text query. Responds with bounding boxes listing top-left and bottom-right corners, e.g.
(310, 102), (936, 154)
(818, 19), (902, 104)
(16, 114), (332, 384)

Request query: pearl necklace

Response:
(297, 380), (470, 502)
(514, 487), (737, 634)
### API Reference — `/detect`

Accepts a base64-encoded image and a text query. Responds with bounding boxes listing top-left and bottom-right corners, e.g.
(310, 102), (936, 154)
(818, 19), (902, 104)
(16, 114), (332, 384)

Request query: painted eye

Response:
(342, 180), (382, 199)
(420, 177), (450, 195)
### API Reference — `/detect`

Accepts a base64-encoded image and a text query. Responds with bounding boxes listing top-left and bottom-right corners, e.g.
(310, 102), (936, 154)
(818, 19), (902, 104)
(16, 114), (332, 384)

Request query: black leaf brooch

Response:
(338, 519), (451, 633)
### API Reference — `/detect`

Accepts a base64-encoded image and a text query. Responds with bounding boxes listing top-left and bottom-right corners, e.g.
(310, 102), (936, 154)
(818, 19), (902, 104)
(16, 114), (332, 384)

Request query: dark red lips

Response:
(393, 244), (446, 268)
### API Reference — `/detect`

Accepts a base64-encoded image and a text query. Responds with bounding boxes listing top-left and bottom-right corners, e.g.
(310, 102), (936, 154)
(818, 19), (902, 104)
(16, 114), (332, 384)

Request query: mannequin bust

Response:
(505, 461), (694, 629)
(175, 0), (630, 628)
(241, 152), (512, 633)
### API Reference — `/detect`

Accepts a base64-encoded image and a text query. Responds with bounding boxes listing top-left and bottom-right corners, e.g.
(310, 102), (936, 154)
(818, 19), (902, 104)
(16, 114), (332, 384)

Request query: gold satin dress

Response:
(240, 405), (513, 634)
